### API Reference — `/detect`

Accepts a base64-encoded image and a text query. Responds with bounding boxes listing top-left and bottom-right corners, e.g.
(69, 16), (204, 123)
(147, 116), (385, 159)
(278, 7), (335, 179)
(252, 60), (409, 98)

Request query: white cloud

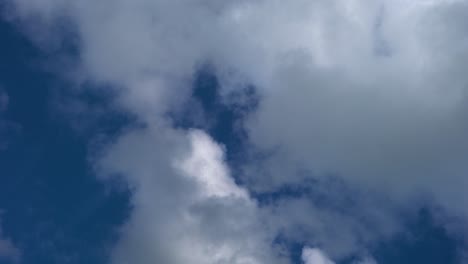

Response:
(174, 129), (249, 199)
(301, 247), (377, 264)
(243, 0), (468, 218)
(96, 126), (287, 264)
(302, 247), (335, 264)
(7, 0), (468, 262)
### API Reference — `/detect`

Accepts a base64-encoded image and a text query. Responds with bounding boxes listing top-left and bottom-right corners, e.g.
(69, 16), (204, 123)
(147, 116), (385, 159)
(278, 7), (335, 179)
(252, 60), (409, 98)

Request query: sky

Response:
(0, 0), (468, 264)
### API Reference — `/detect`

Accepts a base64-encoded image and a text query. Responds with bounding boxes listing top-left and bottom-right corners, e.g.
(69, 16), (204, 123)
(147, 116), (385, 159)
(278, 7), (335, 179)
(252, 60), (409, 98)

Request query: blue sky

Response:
(1, 1), (468, 264)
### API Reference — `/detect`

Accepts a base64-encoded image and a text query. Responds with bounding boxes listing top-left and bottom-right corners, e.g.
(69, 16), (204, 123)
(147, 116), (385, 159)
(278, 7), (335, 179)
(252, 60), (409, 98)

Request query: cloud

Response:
(0, 88), (20, 150)
(0, 238), (20, 263)
(241, 1), (468, 223)
(174, 130), (248, 199)
(266, 190), (401, 258)
(354, 257), (378, 264)
(6, 0), (468, 263)
(301, 247), (335, 264)
(0, 216), (21, 263)
(301, 247), (377, 264)
(0, 89), (8, 112)
(95, 126), (287, 264)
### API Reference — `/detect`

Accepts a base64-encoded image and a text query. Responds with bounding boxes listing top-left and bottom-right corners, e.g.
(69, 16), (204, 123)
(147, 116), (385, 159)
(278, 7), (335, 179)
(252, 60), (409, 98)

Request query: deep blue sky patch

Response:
(0, 17), (131, 264)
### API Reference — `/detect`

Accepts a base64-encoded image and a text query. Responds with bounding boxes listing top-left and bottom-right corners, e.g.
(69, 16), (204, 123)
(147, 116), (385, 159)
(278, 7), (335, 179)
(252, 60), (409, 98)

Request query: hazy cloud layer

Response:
(0, 216), (20, 262)
(0, 89), (8, 113)
(0, 88), (20, 150)
(6, 0), (468, 263)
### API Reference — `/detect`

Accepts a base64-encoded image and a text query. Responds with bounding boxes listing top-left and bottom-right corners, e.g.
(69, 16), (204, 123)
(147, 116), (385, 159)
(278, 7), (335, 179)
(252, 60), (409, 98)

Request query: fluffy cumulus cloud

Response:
(302, 248), (335, 264)
(246, 0), (468, 214)
(95, 126), (287, 264)
(6, 0), (468, 263)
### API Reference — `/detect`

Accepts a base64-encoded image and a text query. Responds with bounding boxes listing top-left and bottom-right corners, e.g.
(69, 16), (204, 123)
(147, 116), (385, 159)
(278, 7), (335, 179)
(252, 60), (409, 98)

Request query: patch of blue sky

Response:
(0, 17), (131, 264)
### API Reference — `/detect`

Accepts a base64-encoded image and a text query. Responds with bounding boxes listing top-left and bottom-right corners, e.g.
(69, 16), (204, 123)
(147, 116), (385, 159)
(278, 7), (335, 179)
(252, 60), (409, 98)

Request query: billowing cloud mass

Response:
(6, 0), (468, 263)
(96, 126), (287, 264)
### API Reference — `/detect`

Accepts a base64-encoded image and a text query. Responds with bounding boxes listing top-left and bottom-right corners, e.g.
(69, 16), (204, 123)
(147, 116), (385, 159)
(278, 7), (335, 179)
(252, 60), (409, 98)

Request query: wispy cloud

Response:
(0, 215), (20, 263)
